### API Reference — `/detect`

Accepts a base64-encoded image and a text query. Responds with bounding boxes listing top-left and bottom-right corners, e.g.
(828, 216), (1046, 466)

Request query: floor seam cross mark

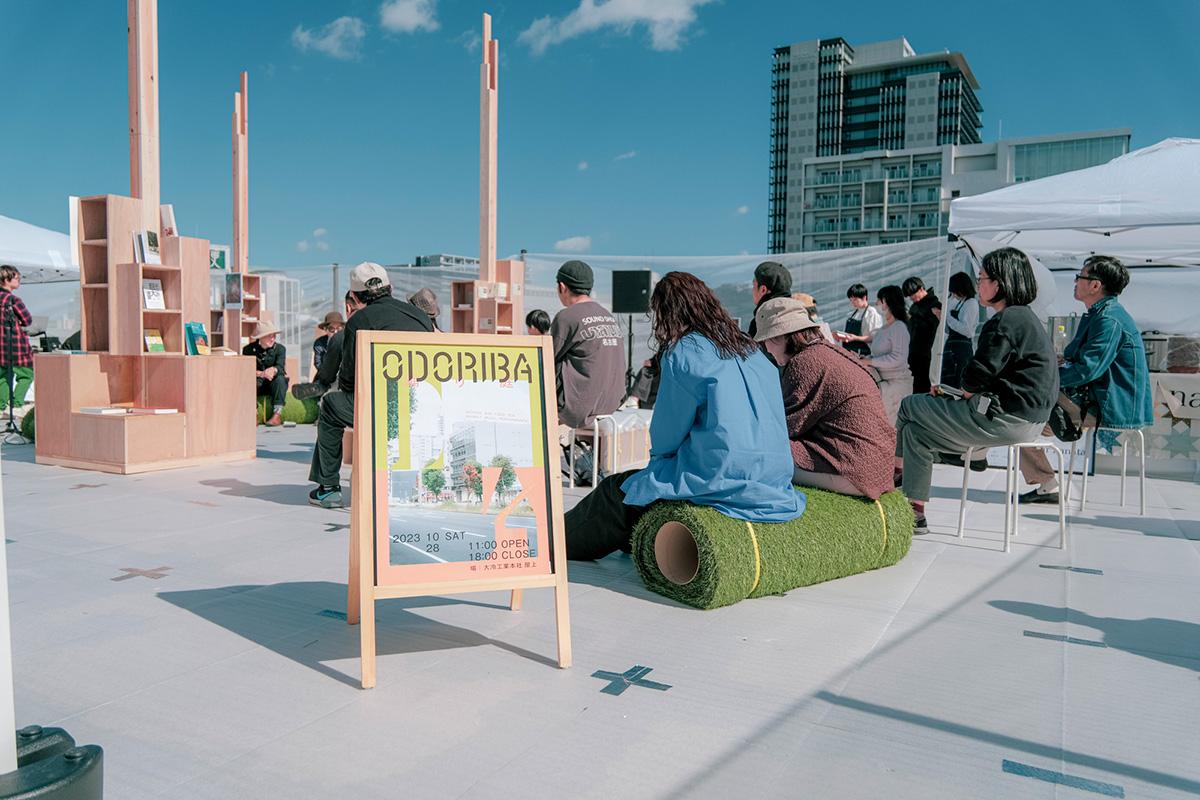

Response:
(591, 665), (672, 696)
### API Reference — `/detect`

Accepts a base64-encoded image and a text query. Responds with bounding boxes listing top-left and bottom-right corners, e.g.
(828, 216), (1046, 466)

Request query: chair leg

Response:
(1137, 429), (1147, 516)
(1012, 447), (1021, 541)
(592, 419), (600, 489)
(1003, 447), (1014, 553)
(1080, 429), (1093, 512)
(1070, 441), (1080, 503)
(1120, 432), (1129, 507)
(1052, 445), (1066, 550)
(957, 447), (974, 538)
(567, 429), (576, 489)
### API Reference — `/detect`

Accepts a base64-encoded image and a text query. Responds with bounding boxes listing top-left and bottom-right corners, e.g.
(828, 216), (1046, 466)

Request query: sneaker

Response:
(309, 485), (343, 508)
(292, 382), (328, 401)
(1019, 489), (1059, 505)
(938, 453), (989, 472)
(913, 514), (930, 535)
(265, 413), (283, 427)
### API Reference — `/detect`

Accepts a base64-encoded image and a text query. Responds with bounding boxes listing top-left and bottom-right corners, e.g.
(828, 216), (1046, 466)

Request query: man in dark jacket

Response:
(903, 276), (942, 394)
(308, 263), (433, 508)
(747, 261), (793, 339)
(293, 292), (363, 400)
(243, 320), (288, 426)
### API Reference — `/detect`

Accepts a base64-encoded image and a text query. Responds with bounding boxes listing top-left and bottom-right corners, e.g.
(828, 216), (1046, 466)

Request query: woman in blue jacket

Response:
(565, 271), (804, 560)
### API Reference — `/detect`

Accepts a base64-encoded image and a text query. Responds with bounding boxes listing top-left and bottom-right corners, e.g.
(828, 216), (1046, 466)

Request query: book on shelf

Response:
(241, 315), (258, 323)
(142, 278), (166, 310)
(211, 346), (237, 356)
(130, 407), (178, 415)
(224, 273), (243, 309)
(185, 321), (210, 356)
(144, 328), (166, 353)
(134, 230), (161, 264)
(160, 204), (177, 237)
(80, 406), (131, 415)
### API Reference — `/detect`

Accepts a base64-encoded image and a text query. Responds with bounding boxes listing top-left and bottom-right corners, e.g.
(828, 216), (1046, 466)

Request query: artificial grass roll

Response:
(631, 489), (914, 610)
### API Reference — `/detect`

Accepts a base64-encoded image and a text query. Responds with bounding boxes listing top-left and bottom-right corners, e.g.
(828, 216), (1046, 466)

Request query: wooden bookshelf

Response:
(450, 259), (524, 335)
(42, 192), (256, 474)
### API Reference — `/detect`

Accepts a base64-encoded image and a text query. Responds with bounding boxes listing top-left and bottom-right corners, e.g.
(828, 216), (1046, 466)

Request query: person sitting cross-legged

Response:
(564, 271), (803, 560)
(895, 247), (1058, 534)
(754, 297), (895, 499)
(1019, 255), (1153, 504)
(244, 320), (288, 426)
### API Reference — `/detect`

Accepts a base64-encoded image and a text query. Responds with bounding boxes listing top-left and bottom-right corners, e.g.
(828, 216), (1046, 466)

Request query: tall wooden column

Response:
(232, 72), (249, 273)
(479, 14), (498, 283)
(127, 0), (160, 233)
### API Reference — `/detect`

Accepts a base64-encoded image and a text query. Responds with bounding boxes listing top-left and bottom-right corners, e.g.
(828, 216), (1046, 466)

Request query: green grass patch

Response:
(257, 392), (319, 424)
(631, 488), (914, 610)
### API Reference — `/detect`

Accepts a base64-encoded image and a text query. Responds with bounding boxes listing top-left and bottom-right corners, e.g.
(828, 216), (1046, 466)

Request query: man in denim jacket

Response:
(1021, 255), (1153, 503)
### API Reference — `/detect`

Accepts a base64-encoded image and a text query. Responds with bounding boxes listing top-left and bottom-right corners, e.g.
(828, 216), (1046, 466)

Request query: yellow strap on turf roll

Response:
(874, 499), (889, 562)
(745, 521), (762, 595)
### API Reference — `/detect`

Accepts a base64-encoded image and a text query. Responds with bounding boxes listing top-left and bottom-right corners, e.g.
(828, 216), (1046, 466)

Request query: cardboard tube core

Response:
(655, 522), (699, 585)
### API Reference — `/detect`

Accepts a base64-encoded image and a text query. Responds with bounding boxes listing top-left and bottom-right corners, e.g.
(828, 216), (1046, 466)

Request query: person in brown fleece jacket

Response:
(754, 297), (896, 500)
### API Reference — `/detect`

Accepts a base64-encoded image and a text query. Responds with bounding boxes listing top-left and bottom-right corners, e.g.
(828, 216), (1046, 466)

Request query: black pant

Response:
(308, 390), (354, 487)
(910, 351), (933, 395)
(564, 469), (647, 560)
(257, 374), (288, 410)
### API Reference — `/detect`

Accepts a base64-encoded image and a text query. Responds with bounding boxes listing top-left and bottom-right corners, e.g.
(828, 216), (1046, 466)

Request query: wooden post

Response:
(232, 72), (249, 274)
(479, 13), (498, 283)
(127, 0), (160, 233)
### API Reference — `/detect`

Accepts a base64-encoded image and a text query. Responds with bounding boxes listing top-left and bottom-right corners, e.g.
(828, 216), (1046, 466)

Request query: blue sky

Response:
(1, 0), (1197, 267)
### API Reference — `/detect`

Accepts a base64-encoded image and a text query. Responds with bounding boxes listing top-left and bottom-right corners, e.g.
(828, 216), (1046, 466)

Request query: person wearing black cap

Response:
(747, 261), (793, 339)
(550, 260), (626, 432)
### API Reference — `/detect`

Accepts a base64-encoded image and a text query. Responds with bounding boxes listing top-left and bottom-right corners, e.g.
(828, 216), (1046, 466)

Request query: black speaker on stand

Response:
(612, 270), (653, 397)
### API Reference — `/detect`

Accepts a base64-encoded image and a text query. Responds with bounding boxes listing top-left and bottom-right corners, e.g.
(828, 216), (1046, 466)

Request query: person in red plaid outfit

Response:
(0, 265), (34, 409)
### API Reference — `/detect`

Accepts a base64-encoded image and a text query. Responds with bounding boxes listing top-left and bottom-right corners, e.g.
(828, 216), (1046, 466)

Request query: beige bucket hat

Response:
(753, 297), (819, 341)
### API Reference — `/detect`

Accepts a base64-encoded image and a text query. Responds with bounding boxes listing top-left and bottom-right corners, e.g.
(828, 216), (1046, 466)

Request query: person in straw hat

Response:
(754, 297), (894, 499)
(311, 311), (345, 379)
(244, 318), (288, 426)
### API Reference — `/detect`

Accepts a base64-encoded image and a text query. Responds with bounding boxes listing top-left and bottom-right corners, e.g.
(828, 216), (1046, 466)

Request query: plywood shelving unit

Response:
(35, 193), (256, 474)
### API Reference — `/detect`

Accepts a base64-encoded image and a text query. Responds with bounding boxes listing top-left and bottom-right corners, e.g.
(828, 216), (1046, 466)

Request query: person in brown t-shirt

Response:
(550, 260), (627, 429)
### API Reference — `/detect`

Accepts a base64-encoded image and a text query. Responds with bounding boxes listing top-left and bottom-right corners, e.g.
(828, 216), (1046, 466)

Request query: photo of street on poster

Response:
(370, 342), (555, 584)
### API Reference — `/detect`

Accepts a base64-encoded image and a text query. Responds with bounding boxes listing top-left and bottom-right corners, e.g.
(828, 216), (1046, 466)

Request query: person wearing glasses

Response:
(894, 248), (1058, 534)
(1019, 255), (1152, 504)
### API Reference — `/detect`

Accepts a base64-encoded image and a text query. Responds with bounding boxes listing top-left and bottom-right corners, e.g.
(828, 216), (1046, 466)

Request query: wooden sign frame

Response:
(347, 330), (572, 688)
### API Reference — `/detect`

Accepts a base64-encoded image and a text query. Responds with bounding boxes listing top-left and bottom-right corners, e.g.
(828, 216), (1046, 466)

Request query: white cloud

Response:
(316, 241), (330, 252)
(614, 150), (637, 161)
(554, 235), (592, 253)
(577, 161), (589, 171)
(312, 227), (327, 238)
(380, 0), (439, 33)
(296, 240), (311, 253)
(292, 17), (367, 60)
(455, 29), (482, 52)
(519, 0), (716, 55)
(736, 205), (749, 215)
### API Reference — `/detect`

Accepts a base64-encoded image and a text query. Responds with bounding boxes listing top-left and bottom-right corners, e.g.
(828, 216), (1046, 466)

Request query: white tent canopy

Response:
(949, 138), (1200, 266)
(0, 213), (76, 283)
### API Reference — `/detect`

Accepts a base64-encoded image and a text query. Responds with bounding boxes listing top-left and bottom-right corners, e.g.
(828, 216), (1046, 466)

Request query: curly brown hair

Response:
(651, 271), (757, 360)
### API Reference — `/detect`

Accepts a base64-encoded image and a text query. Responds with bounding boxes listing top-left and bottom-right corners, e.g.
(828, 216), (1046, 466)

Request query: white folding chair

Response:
(1065, 427), (1147, 516)
(957, 441), (1066, 553)
(566, 414), (615, 488)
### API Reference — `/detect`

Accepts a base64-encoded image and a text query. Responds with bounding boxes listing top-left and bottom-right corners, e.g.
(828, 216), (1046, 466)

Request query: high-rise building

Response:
(770, 37), (982, 252)
(769, 36), (1130, 253)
